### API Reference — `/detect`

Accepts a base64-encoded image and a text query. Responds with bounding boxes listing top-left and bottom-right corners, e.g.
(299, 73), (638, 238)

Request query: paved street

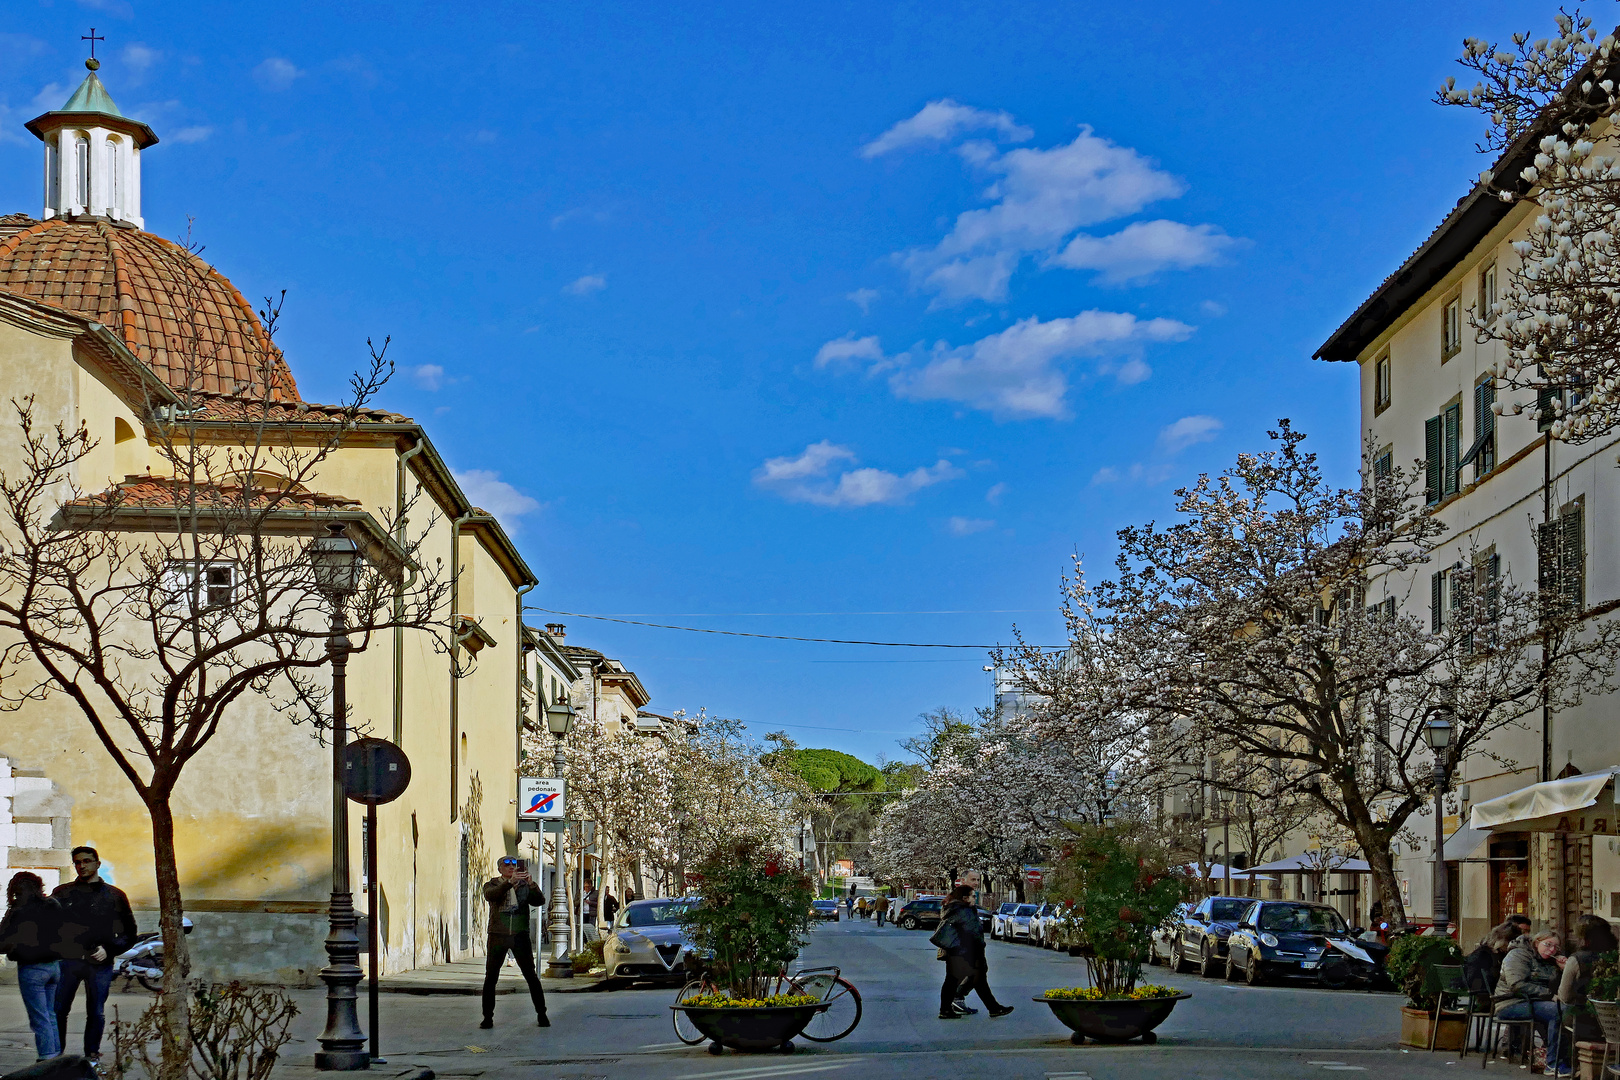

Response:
(0, 917), (1486, 1079)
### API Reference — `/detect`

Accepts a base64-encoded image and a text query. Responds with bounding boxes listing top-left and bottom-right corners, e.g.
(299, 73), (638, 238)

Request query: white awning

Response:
(1244, 853), (1374, 875)
(1442, 824), (1491, 862)
(1183, 862), (1275, 881)
(1470, 768), (1620, 834)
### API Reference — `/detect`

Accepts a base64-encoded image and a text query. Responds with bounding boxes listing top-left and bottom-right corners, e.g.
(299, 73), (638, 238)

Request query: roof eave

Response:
(25, 110), (159, 149)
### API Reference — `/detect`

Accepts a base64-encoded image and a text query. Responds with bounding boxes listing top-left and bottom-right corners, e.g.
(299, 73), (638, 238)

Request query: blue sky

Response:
(0, 0), (1553, 765)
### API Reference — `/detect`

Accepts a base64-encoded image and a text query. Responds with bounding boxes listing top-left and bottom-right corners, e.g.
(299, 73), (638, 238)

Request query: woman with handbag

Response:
(931, 885), (1012, 1019)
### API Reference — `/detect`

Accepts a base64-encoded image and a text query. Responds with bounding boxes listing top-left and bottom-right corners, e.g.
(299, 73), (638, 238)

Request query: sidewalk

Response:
(377, 958), (605, 995)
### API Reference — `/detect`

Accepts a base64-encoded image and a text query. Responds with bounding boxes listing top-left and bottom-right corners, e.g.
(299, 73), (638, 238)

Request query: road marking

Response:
(1046, 1073), (1091, 1079)
(637, 1041), (691, 1050)
(674, 1062), (855, 1080)
(1306, 1063), (1345, 1066)
(1321, 1069), (1366, 1073)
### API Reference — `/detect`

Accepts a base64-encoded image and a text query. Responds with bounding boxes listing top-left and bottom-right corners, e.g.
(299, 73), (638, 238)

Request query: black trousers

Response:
(482, 934), (546, 1021)
(941, 953), (1003, 1012)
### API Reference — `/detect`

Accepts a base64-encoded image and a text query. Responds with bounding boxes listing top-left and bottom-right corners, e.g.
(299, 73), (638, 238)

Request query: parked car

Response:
(810, 899), (840, 921)
(896, 897), (943, 930)
(1172, 895), (1253, 977)
(994, 903), (1038, 942)
(989, 902), (1019, 940)
(603, 898), (699, 983)
(1046, 901), (1082, 951)
(1224, 900), (1391, 988)
(1148, 903), (1192, 966)
(1027, 903), (1060, 947)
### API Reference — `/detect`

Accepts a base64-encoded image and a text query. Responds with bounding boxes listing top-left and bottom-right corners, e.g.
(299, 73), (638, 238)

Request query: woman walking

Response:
(936, 885), (1012, 1019)
(1, 872), (63, 1061)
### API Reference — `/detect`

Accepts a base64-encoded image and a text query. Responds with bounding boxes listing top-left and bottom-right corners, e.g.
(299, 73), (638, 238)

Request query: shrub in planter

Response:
(572, 938), (606, 974)
(1386, 935), (1463, 1011)
(1585, 951), (1620, 1004)
(1048, 825), (1186, 998)
(680, 841), (815, 1000)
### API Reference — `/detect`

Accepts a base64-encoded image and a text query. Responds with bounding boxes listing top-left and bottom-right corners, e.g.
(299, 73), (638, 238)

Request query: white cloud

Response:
(454, 469), (542, 525)
(948, 516), (995, 535)
(1050, 220), (1240, 285)
(121, 43), (161, 80)
(861, 99), (1031, 158)
(32, 83), (70, 111)
(563, 273), (606, 296)
(1200, 300), (1228, 317)
(254, 57), (302, 92)
(846, 287), (880, 313)
(754, 441), (961, 508)
(410, 364), (445, 391)
(899, 126), (1188, 304)
(1157, 414), (1223, 455)
(985, 482), (1007, 505)
(814, 334), (883, 368)
(887, 311), (1194, 420)
(169, 126), (213, 144)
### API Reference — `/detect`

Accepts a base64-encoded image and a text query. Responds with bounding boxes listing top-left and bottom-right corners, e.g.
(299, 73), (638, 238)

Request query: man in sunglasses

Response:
(480, 856), (547, 1029)
(53, 846), (137, 1063)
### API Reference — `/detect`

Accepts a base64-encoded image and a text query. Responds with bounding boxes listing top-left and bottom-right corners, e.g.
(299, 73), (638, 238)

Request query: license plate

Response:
(1301, 961), (1318, 969)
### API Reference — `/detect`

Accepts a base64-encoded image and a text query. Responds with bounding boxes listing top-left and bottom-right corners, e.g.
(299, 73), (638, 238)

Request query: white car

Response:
(996, 903), (1038, 941)
(989, 902), (1020, 940)
(1030, 903), (1066, 948)
(1026, 903), (1054, 946)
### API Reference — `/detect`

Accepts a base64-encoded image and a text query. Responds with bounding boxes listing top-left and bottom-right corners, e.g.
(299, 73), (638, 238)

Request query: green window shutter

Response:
(1443, 403), (1462, 496)
(1431, 570), (1445, 632)
(1474, 382), (1497, 474)
(1425, 416), (1443, 504)
(1538, 388), (1561, 432)
(1384, 597), (1396, 621)
(1562, 507), (1584, 612)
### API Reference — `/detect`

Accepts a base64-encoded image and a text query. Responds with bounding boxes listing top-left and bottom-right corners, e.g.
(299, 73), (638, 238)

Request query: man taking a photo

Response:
(480, 856), (547, 1030)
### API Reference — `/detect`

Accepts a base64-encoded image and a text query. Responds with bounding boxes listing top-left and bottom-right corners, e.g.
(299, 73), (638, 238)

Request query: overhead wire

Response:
(525, 606), (1056, 649)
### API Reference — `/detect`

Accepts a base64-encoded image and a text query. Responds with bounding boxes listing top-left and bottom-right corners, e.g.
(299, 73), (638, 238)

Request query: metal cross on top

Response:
(82, 28), (105, 61)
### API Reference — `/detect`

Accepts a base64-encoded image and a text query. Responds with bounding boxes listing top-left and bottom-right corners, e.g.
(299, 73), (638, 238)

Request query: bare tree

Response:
(0, 273), (449, 1079)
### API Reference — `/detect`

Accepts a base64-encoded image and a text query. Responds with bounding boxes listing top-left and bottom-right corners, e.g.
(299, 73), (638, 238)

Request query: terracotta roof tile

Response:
(0, 215), (301, 400)
(177, 391), (413, 425)
(69, 475), (360, 512)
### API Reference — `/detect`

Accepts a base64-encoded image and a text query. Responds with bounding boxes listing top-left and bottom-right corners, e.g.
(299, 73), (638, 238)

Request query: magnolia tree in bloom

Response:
(1439, 10), (1620, 439)
(1057, 424), (1620, 927)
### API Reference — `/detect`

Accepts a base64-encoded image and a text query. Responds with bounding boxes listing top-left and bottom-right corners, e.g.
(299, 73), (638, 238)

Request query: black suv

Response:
(1173, 895), (1252, 977)
(896, 898), (943, 929)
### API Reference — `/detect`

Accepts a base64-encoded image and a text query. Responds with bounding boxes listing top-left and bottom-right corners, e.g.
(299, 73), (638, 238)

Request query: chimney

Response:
(545, 623), (566, 640)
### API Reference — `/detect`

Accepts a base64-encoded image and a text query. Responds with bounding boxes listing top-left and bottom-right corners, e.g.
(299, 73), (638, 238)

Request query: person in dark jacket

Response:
(2, 872), (64, 1060)
(1465, 922), (1524, 998)
(53, 846), (136, 1062)
(1558, 912), (1619, 1049)
(1494, 932), (1566, 1074)
(937, 885), (1012, 1020)
(602, 891), (619, 927)
(480, 856), (547, 1030)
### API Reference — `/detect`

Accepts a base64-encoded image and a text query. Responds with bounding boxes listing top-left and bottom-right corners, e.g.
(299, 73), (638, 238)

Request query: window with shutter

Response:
(1375, 354), (1392, 414)
(1538, 387), (1562, 432)
(1425, 416), (1443, 504)
(1482, 551), (1501, 646)
(1471, 380), (1496, 477)
(1561, 506), (1584, 612)
(1431, 570), (1447, 632)
(1481, 263), (1498, 316)
(1443, 403), (1462, 497)
(1539, 519), (1562, 613)
(1373, 451), (1393, 479)
(1383, 597), (1397, 621)
(1442, 297), (1462, 359)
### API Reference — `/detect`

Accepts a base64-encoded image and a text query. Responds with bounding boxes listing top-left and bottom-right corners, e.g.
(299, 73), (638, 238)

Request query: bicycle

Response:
(671, 962), (862, 1045)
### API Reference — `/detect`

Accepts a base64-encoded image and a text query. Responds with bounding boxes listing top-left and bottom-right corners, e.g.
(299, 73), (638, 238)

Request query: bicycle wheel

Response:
(795, 976), (861, 1042)
(672, 980), (711, 1045)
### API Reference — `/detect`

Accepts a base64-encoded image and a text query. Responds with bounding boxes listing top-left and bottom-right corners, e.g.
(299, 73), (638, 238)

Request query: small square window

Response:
(1374, 354), (1392, 414)
(1442, 297), (1463, 360)
(165, 560), (237, 612)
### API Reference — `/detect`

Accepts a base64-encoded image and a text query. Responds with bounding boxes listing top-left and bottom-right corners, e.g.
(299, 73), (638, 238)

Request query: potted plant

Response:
(672, 841), (822, 1054)
(1385, 935), (1464, 1050)
(1036, 826), (1192, 1044)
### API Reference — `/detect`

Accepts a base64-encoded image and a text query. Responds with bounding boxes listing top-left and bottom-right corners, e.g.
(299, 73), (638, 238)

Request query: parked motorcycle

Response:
(114, 917), (193, 992)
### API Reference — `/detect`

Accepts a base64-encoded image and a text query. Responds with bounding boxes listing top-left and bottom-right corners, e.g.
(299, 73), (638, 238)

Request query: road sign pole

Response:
(367, 801), (381, 1064)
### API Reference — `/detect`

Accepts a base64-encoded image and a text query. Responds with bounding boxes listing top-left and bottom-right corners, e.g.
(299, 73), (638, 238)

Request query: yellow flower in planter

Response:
(683, 993), (820, 1009)
(1043, 984), (1178, 1001)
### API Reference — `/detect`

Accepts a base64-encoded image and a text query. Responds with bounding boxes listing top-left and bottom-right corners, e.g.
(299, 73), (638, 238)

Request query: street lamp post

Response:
(311, 523), (368, 1071)
(1218, 789), (1233, 895)
(543, 692), (575, 978)
(1423, 708), (1455, 937)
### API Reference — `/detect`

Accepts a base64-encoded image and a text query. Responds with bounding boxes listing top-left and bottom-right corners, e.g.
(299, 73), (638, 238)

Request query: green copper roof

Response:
(59, 72), (125, 118)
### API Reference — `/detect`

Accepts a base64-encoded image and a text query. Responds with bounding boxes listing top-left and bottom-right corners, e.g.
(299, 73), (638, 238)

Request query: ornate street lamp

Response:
(1423, 707), (1455, 937)
(543, 691), (575, 978)
(1217, 788), (1233, 895)
(311, 523), (368, 1071)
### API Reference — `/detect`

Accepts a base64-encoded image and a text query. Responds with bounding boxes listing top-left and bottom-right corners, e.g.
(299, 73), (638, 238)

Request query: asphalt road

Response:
(0, 918), (1479, 1079)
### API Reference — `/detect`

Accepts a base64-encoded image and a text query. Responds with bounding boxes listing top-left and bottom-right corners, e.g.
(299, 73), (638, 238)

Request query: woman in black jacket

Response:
(936, 885), (1012, 1019)
(0, 872), (63, 1060)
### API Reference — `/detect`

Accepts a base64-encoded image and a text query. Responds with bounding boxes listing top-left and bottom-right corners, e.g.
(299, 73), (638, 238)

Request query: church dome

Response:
(0, 214), (300, 400)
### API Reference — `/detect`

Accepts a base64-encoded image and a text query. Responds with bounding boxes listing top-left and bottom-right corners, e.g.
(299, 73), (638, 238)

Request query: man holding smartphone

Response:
(480, 856), (547, 1029)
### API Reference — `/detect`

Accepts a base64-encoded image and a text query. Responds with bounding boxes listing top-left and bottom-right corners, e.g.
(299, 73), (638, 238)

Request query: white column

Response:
(128, 144), (142, 228)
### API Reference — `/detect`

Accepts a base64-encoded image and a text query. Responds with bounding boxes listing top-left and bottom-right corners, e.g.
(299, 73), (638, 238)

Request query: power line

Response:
(557, 609), (1055, 617)
(526, 607), (1038, 649)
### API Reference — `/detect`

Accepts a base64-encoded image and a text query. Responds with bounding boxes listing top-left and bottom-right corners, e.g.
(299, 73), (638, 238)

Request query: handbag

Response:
(930, 920), (961, 953)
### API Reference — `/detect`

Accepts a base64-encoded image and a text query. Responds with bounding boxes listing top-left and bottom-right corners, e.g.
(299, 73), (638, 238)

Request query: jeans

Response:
(876, 911), (886, 927)
(482, 934), (546, 1021)
(1497, 999), (1562, 1065)
(18, 961), (60, 1059)
(56, 960), (113, 1057)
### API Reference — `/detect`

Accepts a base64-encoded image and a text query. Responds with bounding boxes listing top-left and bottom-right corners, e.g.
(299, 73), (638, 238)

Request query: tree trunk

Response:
(147, 795), (191, 1080)
(1344, 810), (1407, 930)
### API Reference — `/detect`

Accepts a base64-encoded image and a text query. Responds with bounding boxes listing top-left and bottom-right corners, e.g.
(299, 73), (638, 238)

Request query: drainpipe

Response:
(515, 580), (536, 821)
(394, 438), (426, 745)
(449, 509), (496, 820)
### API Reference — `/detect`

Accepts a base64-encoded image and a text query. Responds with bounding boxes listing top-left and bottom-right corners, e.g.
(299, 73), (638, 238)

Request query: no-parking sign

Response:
(518, 777), (565, 820)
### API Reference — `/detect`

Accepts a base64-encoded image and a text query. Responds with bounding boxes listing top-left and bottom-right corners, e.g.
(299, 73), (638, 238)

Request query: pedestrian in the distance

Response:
(935, 884), (1012, 1020)
(2, 872), (63, 1061)
(855, 897), (868, 921)
(582, 880), (600, 942)
(53, 846), (136, 1065)
(602, 890), (620, 927)
(874, 893), (890, 928)
(480, 856), (548, 1030)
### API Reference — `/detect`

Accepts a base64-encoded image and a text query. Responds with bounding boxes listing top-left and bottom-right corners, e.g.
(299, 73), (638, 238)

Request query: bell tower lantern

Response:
(25, 55), (159, 229)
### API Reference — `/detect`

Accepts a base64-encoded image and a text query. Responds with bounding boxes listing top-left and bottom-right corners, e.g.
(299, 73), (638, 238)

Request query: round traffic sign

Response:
(344, 738), (412, 805)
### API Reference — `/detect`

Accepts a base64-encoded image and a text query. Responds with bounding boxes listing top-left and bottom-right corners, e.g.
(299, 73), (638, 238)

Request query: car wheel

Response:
(1225, 954), (1241, 981)
(900, 916), (917, 930)
(1172, 937), (1197, 975)
(1245, 955), (1266, 987)
(1199, 942), (1223, 978)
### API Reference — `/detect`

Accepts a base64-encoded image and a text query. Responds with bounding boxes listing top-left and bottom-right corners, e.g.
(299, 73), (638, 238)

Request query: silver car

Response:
(603, 898), (698, 983)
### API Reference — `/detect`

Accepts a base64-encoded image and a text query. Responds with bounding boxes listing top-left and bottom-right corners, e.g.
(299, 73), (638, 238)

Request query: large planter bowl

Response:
(1036, 992), (1191, 1044)
(671, 1003), (826, 1053)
